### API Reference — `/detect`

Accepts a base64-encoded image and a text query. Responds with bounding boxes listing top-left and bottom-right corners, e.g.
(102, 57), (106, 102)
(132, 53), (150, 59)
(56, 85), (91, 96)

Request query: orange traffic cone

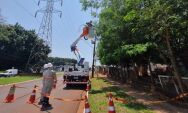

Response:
(86, 81), (91, 91)
(108, 93), (116, 113)
(84, 96), (91, 113)
(27, 85), (37, 104)
(4, 84), (16, 103)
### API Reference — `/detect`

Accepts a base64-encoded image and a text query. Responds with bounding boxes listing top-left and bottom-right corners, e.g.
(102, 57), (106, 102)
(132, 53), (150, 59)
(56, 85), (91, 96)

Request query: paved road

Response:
(0, 76), (85, 113)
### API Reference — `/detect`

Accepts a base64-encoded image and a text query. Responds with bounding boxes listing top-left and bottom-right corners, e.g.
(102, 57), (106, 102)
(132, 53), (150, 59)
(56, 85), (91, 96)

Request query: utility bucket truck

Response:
(63, 62), (89, 86)
(63, 21), (94, 87)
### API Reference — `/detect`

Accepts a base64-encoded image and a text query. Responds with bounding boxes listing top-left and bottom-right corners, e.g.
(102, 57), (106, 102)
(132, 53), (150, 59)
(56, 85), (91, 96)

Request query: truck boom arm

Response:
(70, 21), (93, 62)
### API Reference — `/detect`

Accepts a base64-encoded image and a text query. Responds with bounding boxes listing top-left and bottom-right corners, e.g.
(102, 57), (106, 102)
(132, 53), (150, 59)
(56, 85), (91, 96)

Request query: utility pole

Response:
(91, 37), (96, 78)
(25, 0), (62, 71)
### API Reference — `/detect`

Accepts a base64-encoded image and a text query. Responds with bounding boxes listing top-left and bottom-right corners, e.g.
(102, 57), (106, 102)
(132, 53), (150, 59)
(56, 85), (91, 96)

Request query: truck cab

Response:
(63, 62), (89, 86)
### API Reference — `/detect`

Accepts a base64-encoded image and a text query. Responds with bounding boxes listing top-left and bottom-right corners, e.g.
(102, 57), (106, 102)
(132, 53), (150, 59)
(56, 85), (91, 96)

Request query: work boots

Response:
(40, 104), (53, 111)
(40, 97), (53, 111)
(38, 98), (43, 105)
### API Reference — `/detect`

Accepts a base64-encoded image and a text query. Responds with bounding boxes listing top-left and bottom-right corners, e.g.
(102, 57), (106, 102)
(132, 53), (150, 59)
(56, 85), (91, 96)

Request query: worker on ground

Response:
(39, 63), (57, 111)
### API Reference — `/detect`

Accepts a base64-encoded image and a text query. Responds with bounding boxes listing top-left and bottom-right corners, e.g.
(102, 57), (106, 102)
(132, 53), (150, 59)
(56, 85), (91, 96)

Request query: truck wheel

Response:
(66, 84), (70, 88)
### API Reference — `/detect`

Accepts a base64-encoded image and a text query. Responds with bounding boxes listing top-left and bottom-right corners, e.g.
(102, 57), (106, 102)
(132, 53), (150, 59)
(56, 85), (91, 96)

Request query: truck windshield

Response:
(6, 70), (11, 73)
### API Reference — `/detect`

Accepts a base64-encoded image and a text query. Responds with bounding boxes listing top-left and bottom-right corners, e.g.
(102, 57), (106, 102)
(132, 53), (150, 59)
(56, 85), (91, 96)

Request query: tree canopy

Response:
(0, 23), (50, 70)
(81, 0), (188, 66)
(80, 0), (188, 92)
(47, 57), (77, 66)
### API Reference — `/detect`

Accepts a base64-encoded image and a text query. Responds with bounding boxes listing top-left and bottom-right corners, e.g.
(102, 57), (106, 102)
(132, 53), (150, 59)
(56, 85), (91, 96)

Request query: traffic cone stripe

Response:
(27, 86), (36, 104)
(4, 85), (16, 103)
(9, 87), (15, 94)
(85, 108), (91, 113)
(109, 98), (113, 101)
(108, 93), (116, 113)
(84, 95), (91, 113)
(86, 82), (90, 91)
(108, 106), (115, 111)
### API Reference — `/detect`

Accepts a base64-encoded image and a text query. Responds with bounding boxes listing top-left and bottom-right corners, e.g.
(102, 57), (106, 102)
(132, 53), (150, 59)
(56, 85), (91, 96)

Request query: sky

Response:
(0, 0), (98, 66)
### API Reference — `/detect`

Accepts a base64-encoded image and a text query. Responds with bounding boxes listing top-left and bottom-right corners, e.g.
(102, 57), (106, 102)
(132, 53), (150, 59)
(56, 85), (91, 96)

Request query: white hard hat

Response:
(43, 64), (48, 69)
(47, 63), (53, 67)
(43, 63), (53, 69)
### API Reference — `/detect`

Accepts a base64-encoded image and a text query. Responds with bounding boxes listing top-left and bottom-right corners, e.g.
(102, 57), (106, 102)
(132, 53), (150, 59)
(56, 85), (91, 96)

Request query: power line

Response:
(25, 0), (63, 70)
(13, 0), (41, 24)
(81, 38), (93, 49)
(33, 0), (38, 6)
(32, 0), (43, 9)
(14, 0), (35, 18)
(85, 41), (93, 49)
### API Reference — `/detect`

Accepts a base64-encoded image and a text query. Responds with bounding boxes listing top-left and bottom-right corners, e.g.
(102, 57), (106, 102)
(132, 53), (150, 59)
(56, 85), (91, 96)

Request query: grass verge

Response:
(56, 72), (64, 76)
(89, 77), (154, 113)
(0, 74), (41, 85)
(0, 72), (63, 85)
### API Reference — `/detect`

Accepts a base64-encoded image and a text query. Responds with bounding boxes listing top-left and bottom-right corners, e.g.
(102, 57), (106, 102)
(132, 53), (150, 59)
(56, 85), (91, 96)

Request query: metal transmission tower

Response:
(36, 0), (63, 48)
(25, 0), (62, 72)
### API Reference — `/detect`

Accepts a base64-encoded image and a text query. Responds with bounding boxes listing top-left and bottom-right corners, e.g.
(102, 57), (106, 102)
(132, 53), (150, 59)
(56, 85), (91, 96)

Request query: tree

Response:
(135, 0), (188, 93)
(47, 57), (77, 66)
(80, 0), (188, 93)
(0, 23), (50, 70)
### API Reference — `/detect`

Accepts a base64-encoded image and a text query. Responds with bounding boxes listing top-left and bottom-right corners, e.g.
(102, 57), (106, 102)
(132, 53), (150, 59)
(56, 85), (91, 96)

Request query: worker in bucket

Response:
(39, 63), (57, 111)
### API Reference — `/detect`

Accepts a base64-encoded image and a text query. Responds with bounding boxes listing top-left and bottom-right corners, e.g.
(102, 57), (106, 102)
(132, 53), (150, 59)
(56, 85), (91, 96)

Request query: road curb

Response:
(0, 78), (42, 87)
(77, 91), (86, 113)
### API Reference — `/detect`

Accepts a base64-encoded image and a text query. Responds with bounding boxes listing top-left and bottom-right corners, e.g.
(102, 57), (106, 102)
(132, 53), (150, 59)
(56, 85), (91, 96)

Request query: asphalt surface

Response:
(0, 76), (85, 113)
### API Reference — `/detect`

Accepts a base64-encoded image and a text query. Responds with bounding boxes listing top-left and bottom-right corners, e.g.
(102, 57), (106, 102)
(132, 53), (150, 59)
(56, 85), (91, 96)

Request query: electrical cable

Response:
(13, 0), (37, 20)
(81, 39), (93, 49)
(33, 0), (38, 6)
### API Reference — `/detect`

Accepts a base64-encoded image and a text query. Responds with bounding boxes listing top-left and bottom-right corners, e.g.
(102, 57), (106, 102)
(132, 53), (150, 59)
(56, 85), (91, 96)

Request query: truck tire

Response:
(66, 84), (71, 88)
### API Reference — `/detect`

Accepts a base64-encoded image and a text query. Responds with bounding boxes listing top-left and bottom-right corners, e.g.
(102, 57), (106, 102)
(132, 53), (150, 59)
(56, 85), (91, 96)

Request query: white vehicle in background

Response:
(63, 62), (89, 87)
(0, 69), (18, 77)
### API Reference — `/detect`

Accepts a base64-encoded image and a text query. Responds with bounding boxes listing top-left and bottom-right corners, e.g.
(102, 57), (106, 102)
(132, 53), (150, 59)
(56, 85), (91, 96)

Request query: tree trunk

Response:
(112, 66), (114, 79)
(112, 66), (115, 79)
(127, 64), (130, 83)
(148, 57), (155, 92)
(116, 65), (119, 80)
(122, 65), (126, 82)
(165, 28), (185, 93)
(119, 66), (123, 82)
(120, 66), (124, 82)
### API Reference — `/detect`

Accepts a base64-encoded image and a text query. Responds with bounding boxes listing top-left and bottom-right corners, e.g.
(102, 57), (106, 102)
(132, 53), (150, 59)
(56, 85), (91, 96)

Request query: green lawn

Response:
(0, 70), (5, 73)
(89, 78), (154, 113)
(56, 72), (64, 76)
(0, 74), (41, 85)
(0, 72), (64, 85)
